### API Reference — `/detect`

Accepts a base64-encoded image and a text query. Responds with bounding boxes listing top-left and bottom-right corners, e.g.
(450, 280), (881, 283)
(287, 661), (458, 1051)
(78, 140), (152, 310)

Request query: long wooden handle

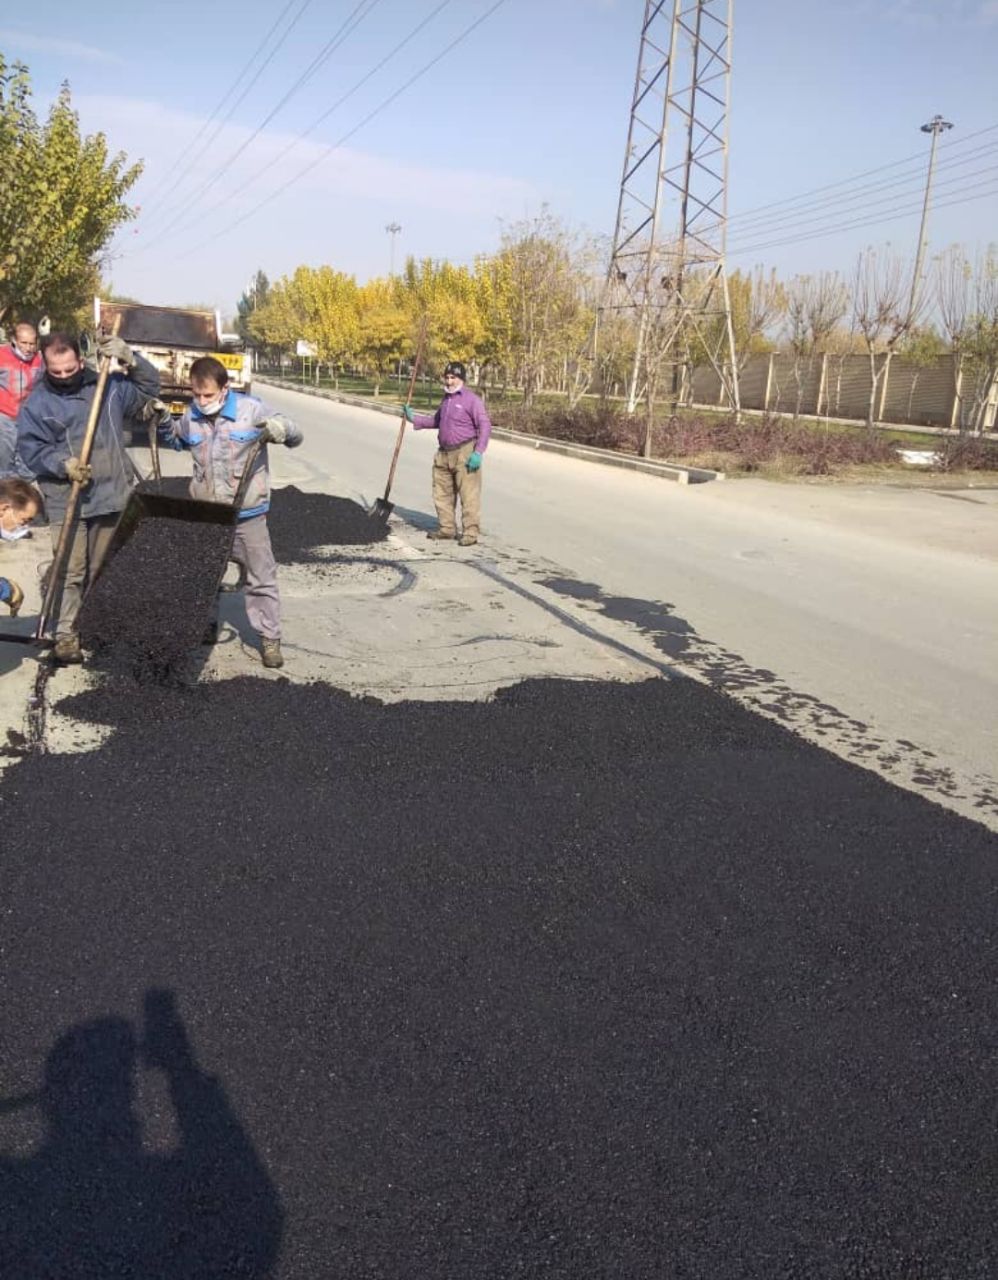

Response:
(383, 317), (429, 503)
(382, 417), (408, 503)
(403, 316), (429, 408)
(36, 315), (123, 639)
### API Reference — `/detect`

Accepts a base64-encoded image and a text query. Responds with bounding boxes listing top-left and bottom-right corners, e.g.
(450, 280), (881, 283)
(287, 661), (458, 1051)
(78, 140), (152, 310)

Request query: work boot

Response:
(458, 534), (478, 547)
(201, 621), (220, 646)
(53, 635), (83, 665)
(261, 638), (284, 669)
(427, 529), (455, 541)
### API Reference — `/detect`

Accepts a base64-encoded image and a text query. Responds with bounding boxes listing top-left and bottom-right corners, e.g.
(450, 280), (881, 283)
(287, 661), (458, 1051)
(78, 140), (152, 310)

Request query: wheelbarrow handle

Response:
(232, 435), (267, 512)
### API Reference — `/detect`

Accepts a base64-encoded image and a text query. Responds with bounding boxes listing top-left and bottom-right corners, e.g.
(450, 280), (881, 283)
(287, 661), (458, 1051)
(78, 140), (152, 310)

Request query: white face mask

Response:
(0, 523), (31, 541)
(197, 395), (226, 416)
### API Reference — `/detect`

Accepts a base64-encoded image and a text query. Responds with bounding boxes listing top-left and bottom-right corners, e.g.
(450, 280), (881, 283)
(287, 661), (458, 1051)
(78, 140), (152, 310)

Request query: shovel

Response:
(369, 317), (428, 524)
(0, 317), (123, 649)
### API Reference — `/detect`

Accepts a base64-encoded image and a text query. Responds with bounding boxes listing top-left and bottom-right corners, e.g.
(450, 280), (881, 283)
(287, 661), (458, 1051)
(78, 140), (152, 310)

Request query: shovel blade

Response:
(368, 497), (394, 523)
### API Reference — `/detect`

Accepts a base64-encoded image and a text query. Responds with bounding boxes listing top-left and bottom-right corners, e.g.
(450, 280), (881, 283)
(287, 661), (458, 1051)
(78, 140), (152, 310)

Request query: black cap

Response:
(443, 361), (466, 382)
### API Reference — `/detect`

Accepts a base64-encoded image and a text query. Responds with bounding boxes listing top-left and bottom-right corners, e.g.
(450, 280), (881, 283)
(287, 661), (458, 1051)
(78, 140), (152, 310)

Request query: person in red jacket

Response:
(0, 322), (42, 479)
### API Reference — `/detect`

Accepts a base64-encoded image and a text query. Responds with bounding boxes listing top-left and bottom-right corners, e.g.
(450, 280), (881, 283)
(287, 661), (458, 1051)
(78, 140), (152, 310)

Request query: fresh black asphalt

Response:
(78, 515), (233, 674)
(1, 489), (996, 1276)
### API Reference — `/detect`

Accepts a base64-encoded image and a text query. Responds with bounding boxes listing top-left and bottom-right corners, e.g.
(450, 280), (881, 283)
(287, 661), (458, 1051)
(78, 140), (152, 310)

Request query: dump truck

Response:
(93, 299), (252, 431)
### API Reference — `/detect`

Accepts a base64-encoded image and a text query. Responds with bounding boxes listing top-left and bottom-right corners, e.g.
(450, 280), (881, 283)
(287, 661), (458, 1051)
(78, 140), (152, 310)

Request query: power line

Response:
(727, 159), (998, 249)
(723, 140), (998, 239)
(138, 0), (313, 229)
(722, 121), (998, 229)
(173, 0), (511, 262)
(727, 178), (998, 260)
(136, 0), (455, 259)
(139, 0), (382, 254)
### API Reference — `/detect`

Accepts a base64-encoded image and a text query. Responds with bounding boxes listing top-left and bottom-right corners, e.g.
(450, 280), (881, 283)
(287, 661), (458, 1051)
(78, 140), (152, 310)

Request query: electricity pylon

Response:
(577, 0), (740, 436)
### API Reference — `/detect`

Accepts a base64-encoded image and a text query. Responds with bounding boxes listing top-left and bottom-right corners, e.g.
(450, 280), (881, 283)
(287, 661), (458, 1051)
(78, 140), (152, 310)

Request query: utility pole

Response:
(907, 114), (953, 324)
(573, 1), (740, 444)
(385, 222), (402, 277)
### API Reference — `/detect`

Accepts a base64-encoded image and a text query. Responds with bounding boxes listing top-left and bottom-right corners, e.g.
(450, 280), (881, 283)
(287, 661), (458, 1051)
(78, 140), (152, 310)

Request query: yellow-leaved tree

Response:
(399, 258), (485, 378)
(0, 56), (142, 326)
(356, 277), (410, 395)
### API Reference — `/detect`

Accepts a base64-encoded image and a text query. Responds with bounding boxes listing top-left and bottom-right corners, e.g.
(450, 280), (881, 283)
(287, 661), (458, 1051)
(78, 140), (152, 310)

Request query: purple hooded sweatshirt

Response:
(413, 386), (492, 452)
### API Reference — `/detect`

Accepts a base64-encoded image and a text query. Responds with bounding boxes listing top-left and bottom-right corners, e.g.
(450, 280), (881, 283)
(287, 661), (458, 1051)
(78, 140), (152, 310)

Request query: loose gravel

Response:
(2, 674), (997, 1277)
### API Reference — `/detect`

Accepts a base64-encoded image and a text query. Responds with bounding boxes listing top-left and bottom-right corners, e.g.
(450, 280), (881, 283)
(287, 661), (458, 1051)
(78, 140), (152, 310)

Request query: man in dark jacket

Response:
(404, 360), (491, 546)
(0, 322), (42, 478)
(16, 332), (160, 663)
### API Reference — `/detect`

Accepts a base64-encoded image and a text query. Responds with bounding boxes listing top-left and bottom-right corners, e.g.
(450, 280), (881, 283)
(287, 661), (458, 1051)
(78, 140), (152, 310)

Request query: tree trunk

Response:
(865, 350), (879, 428)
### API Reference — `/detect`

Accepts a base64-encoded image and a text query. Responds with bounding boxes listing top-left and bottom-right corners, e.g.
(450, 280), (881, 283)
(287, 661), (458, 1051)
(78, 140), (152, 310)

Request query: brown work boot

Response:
(261, 638), (284, 669)
(458, 533), (478, 547)
(53, 635), (83, 665)
(427, 529), (455, 541)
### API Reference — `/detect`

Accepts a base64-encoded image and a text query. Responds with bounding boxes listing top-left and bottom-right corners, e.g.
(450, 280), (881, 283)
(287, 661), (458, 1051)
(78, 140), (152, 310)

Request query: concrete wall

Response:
(693, 352), (975, 428)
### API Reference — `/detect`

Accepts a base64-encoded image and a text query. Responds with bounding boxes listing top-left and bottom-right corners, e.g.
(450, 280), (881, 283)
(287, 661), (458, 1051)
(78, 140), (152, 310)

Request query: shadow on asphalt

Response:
(0, 989), (283, 1277)
(390, 501), (438, 533)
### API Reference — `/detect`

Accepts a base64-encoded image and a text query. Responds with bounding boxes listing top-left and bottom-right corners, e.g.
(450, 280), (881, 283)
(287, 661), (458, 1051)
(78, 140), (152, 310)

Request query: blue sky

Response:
(2, 0), (996, 316)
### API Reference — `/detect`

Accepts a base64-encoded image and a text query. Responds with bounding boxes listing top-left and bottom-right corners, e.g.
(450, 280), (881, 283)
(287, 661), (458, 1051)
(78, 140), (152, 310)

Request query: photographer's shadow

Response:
(0, 989), (283, 1277)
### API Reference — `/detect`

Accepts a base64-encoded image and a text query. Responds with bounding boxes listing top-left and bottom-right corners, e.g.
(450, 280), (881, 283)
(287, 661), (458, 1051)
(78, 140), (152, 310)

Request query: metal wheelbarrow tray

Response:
(77, 440), (264, 667)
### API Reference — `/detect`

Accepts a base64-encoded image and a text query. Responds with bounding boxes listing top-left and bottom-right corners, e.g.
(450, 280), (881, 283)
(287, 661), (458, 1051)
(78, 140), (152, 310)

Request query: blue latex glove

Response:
(402, 404), (414, 422)
(466, 450), (483, 472)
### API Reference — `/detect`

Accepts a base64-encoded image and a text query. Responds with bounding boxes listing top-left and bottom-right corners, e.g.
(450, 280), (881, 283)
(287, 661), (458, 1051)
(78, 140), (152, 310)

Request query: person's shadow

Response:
(0, 989), (283, 1277)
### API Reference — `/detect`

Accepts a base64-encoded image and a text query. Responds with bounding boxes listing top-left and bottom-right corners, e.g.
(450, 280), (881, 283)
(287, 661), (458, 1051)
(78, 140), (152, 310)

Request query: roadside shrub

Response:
(492, 402), (996, 475)
(929, 435), (998, 472)
(496, 401), (644, 453)
(627, 410), (896, 474)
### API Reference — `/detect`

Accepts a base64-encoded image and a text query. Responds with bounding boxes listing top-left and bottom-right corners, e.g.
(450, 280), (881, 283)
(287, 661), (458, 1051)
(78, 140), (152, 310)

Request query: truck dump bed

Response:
(95, 299), (251, 415)
(99, 303), (218, 350)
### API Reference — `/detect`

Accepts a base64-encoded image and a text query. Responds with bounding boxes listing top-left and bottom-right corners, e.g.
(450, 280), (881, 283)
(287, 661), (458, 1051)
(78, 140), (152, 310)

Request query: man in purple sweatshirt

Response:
(404, 360), (491, 546)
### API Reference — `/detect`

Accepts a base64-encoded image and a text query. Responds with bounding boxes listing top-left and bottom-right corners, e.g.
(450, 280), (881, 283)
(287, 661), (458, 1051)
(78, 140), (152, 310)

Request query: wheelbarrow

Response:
(75, 437), (266, 659)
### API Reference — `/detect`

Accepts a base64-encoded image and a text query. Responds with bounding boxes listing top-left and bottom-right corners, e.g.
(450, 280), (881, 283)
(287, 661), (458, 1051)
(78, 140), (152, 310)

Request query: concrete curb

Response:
(256, 376), (724, 486)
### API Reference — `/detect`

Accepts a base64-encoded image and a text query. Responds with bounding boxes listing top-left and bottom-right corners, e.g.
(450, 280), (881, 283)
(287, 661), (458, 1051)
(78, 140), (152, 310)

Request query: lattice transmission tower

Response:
(579, 0), (740, 433)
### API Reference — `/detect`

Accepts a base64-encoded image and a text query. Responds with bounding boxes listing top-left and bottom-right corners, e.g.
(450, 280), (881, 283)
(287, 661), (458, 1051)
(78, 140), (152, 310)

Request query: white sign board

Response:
(295, 339), (318, 357)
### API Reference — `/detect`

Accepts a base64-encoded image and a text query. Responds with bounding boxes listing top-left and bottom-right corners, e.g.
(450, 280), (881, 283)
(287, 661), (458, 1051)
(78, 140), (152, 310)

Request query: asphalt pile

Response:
(2, 674), (997, 1276)
(77, 515), (233, 676)
(267, 485), (388, 561)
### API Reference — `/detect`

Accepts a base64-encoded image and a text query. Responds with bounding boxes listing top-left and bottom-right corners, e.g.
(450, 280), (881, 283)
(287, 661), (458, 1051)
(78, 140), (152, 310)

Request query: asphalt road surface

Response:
(2, 670), (997, 1278)
(2, 411), (998, 1277)
(255, 381), (998, 822)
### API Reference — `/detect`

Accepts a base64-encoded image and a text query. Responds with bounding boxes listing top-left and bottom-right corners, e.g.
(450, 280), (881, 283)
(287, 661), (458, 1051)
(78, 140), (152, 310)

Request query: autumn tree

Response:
(473, 252), (515, 391)
(496, 211), (591, 407)
(356, 277), (410, 395)
(851, 247), (923, 427)
(0, 56), (141, 326)
(782, 272), (850, 418)
(690, 266), (784, 376)
(249, 266), (359, 377)
(399, 257), (484, 376)
(234, 269), (270, 341)
(936, 244), (998, 433)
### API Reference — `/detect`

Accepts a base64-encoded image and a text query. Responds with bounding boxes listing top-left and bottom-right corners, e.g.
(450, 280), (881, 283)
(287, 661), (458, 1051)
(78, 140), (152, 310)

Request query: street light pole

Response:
(385, 222), (402, 277)
(907, 114), (953, 323)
